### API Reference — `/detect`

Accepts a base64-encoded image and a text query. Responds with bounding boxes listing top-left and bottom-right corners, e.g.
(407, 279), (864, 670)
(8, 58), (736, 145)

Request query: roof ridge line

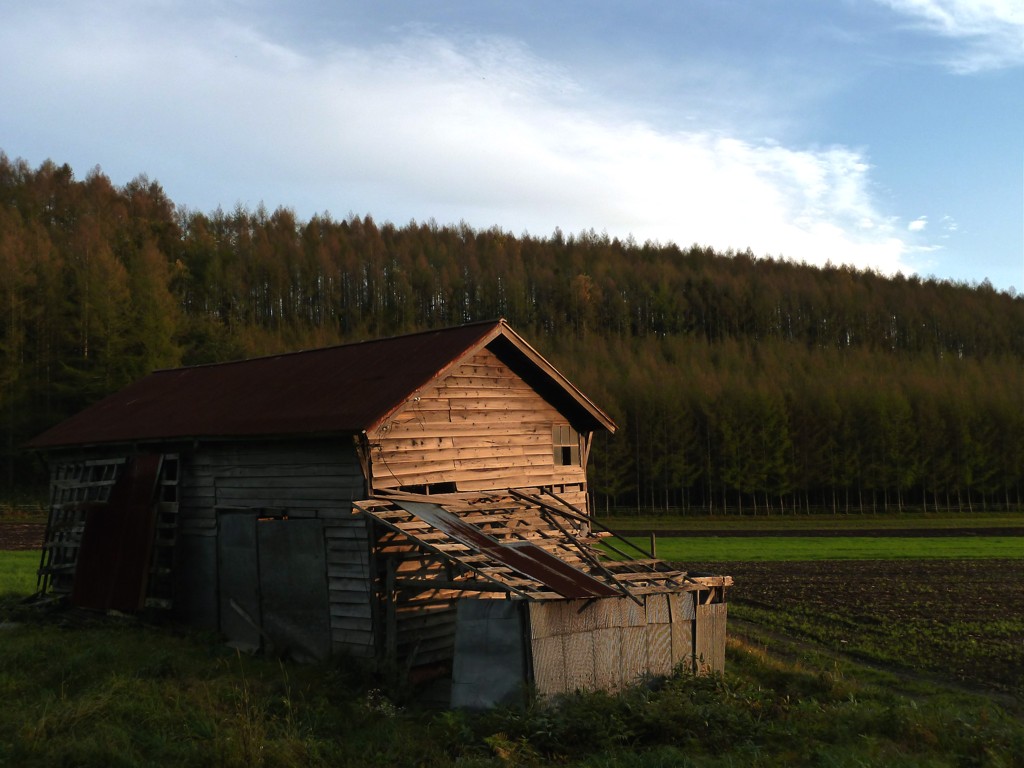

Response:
(152, 318), (506, 373)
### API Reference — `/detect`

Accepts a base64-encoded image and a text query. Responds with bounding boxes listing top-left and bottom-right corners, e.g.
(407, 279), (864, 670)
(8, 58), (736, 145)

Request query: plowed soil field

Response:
(0, 523), (44, 551)
(691, 558), (1024, 694)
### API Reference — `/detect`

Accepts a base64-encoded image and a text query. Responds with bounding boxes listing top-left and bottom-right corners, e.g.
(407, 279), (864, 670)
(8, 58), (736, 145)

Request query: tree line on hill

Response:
(2, 153), (1024, 513)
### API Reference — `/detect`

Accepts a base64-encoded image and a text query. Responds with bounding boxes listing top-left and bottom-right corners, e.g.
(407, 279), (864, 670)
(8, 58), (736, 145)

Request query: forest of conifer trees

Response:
(3, 153), (1024, 513)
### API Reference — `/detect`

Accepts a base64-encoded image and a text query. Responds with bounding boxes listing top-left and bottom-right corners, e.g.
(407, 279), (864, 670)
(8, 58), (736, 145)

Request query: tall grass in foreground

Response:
(1, 553), (1022, 766)
(0, 597), (1021, 767)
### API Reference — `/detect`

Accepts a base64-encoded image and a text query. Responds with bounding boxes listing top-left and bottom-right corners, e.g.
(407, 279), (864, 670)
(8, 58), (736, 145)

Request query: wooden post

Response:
(649, 532), (657, 558)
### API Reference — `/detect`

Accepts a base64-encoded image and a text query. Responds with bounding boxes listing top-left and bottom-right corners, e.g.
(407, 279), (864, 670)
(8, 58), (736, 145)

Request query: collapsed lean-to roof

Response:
(28, 319), (616, 449)
(355, 488), (727, 602)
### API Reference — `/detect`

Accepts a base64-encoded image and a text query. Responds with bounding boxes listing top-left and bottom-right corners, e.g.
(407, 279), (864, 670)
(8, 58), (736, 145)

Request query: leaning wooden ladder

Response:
(37, 458), (126, 596)
(144, 455), (180, 609)
(36, 455), (181, 610)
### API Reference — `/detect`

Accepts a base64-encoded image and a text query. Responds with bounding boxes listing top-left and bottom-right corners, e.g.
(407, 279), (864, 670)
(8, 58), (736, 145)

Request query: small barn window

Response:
(552, 425), (580, 466)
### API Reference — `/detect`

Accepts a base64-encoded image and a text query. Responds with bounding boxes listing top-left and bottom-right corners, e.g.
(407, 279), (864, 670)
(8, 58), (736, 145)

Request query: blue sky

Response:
(2, 1), (1022, 291)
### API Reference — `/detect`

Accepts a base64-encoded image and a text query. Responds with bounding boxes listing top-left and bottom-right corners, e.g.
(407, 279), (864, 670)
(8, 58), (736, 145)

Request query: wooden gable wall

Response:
(367, 347), (591, 510)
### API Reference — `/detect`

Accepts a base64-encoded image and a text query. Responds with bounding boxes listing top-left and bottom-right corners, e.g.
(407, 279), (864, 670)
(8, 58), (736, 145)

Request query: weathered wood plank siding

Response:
(369, 348), (590, 510)
(176, 440), (374, 657)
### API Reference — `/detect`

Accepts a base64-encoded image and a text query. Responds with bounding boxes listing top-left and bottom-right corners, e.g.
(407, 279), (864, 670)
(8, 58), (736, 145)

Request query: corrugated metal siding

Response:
(528, 592), (706, 697)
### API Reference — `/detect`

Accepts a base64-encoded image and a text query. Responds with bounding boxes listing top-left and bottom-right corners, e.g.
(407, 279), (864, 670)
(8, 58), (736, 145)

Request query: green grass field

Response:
(0, 551), (39, 596)
(625, 534), (1024, 561)
(599, 509), (1024, 531)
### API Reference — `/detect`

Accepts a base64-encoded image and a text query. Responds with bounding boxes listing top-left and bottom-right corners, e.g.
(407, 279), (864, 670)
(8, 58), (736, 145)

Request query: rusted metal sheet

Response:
(395, 500), (619, 599)
(72, 454), (162, 611)
(217, 510), (262, 652)
(257, 518), (331, 663)
(217, 513), (332, 662)
(451, 599), (528, 709)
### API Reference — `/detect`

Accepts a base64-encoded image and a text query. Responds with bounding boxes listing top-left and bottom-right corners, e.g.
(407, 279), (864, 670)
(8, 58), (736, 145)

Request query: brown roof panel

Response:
(28, 321), (503, 449)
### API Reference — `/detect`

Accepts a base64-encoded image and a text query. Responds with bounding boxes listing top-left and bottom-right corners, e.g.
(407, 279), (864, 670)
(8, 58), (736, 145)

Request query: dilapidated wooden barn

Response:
(29, 319), (730, 705)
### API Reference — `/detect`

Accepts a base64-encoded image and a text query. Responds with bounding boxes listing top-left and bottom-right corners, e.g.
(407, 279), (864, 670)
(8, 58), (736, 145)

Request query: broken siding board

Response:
(593, 627), (623, 691)
(332, 628), (375, 646)
(564, 631), (596, 692)
(624, 598), (648, 628)
(695, 602), (728, 675)
(396, 604), (459, 664)
(214, 490), (356, 507)
(329, 597), (373, 615)
(620, 626), (649, 686)
(397, 622), (457, 644)
(211, 464), (363, 479)
(378, 435), (552, 458)
(396, 398), (547, 415)
(216, 473), (360, 494)
(381, 454), (554, 474)
(564, 600), (604, 634)
(437, 373), (532, 386)
(374, 444), (547, 465)
(671, 618), (694, 672)
(530, 634), (567, 696)
(329, 577), (373, 592)
(323, 516), (373, 656)
(181, 444), (364, 542)
(326, 544), (368, 559)
(647, 623), (673, 677)
(330, 616), (374, 634)
(375, 423), (546, 440)
(646, 594), (671, 624)
(197, 441), (357, 463)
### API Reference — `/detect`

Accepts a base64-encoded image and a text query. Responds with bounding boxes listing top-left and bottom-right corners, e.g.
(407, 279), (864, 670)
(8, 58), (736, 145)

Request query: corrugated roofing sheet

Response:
(29, 321), (503, 448)
(352, 490), (723, 602)
(396, 500), (620, 599)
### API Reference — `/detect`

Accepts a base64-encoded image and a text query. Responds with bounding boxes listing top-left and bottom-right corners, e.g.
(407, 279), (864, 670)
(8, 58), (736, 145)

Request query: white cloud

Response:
(0, 2), (928, 278)
(909, 216), (928, 231)
(877, 0), (1024, 71)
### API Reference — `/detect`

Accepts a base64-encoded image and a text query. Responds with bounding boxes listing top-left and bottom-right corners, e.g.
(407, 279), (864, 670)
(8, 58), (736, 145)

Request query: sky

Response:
(2, 0), (1023, 292)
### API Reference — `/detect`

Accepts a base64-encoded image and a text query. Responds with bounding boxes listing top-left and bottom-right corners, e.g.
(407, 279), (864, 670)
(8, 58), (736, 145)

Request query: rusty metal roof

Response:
(28, 321), (495, 448)
(29, 320), (616, 449)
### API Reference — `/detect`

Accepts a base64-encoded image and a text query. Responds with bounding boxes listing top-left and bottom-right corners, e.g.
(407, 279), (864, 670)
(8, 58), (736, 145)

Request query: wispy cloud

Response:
(878, 0), (1024, 71)
(0, 2), (928, 277)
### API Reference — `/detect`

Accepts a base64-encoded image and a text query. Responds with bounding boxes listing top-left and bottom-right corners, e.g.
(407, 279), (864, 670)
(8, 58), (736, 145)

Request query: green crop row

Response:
(624, 535), (1024, 561)
(601, 510), (1024, 531)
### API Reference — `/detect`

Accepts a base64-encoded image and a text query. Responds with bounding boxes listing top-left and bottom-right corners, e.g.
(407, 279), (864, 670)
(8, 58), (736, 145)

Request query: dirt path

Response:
(0, 523), (45, 551)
